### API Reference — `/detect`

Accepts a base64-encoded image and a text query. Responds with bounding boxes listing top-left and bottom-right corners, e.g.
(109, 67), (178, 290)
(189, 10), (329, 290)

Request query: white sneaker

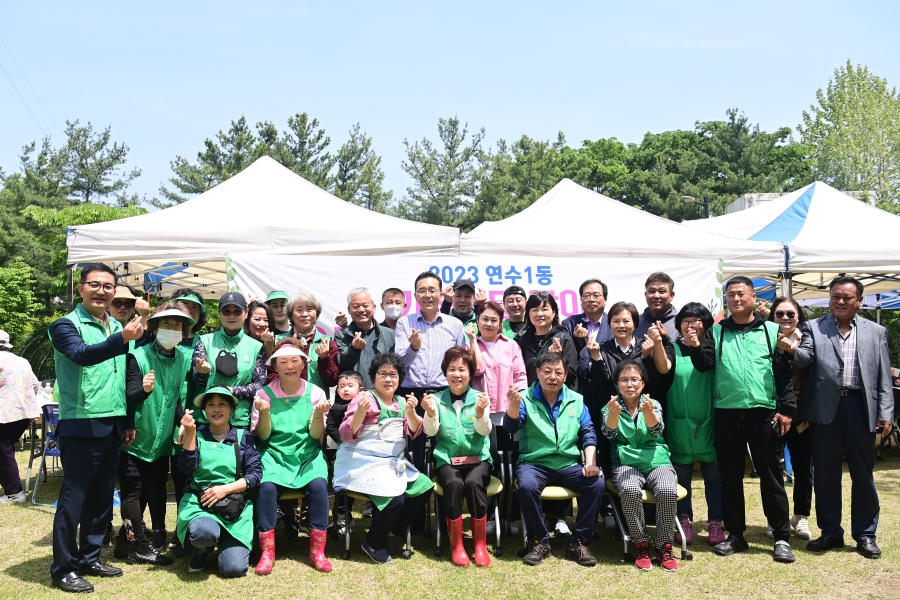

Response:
(766, 526), (774, 538)
(555, 519), (571, 536)
(604, 515), (616, 530)
(0, 491), (26, 504)
(791, 515), (811, 540)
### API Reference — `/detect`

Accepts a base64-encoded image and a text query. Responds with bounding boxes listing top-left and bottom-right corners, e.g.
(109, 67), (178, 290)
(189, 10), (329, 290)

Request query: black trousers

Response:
(51, 432), (121, 579)
(714, 408), (790, 542)
(0, 419), (29, 495)
(436, 461), (491, 520)
(784, 421), (813, 517)
(365, 492), (430, 550)
(118, 453), (169, 535)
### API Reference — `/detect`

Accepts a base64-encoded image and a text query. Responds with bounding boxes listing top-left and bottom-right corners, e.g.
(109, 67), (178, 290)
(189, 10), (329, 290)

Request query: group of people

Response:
(30, 263), (895, 592)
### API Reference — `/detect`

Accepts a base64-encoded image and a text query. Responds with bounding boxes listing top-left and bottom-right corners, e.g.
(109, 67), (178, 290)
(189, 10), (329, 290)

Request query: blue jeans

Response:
(672, 460), (723, 522)
(257, 478), (330, 531)
(187, 517), (249, 578)
(516, 463), (604, 545)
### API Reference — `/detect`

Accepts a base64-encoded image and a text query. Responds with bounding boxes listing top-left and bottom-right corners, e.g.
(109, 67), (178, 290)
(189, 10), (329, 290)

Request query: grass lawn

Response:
(2, 442), (899, 600)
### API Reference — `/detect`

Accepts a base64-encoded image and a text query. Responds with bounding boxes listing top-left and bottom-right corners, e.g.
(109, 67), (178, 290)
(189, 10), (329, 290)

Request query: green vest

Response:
(303, 329), (331, 400)
(258, 384), (328, 489)
(171, 335), (200, 453)
(666, 344), (716, 464)
(604, 398), (672, 472)
(431, 388), (491, 469)
(518, 384), (584, 471)
(50, 305), (127, 420)
(125, 343), (189, 462)
(176, 429), (254, 548)
(502, 319), (520, 340)
(711, 321), (779, 410)
(198, 329), (262, 427)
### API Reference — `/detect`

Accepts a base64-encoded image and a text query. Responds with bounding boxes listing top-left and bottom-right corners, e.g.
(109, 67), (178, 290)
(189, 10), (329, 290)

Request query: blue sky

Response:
(2, 1), (899, 206)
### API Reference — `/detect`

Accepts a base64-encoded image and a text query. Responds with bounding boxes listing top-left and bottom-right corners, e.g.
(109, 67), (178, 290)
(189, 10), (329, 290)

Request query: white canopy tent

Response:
(460, 178), (786, 274)
(683, 182), (900, 298)
(66, 156), (460, 295)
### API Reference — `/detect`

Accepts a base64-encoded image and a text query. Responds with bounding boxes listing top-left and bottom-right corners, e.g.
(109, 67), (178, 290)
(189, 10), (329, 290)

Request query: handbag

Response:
(215, 349), (239, 378)
(199, 431), (246, 522)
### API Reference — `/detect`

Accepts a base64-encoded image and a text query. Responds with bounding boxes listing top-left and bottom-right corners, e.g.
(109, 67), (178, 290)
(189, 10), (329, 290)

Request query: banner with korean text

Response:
(228, 254), (726, 335)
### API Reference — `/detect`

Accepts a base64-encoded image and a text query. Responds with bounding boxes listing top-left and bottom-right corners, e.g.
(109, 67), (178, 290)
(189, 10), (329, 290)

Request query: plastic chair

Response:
(432, 476), (504, 558)
(604, 478), (693, 561)
(30, 404), (61, 506)
(513, 482), (581, 553)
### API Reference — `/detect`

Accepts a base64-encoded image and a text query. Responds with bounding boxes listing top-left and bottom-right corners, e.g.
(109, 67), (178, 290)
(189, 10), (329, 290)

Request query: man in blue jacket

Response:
(49, 263), (145, 593)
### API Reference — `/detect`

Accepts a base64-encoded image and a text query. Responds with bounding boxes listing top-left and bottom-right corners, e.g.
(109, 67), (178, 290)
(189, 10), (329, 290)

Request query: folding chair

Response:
(336, 490), (413, 560)
(604, 479), (693, 562)
(29, 403), (62, 506)
(514, 483), (581, 554)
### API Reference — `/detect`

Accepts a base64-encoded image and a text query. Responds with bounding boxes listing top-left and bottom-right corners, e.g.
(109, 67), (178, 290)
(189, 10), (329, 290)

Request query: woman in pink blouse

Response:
(469, 302), (528, 413)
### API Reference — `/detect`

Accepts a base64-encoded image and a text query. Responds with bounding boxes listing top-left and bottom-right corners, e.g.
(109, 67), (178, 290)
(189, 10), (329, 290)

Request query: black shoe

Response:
(857, 539), (881, 559)
(171, 535), (190, 558)
(713, 534), (749, 556)
(522, 541), (552, 566)
(807, 535), (845, 552)
(565, 539), (597, 566)
(112, 527), (130, 559)
(52, 573), (94, 593)
(127, 534), (174, 566)
(188, 551), (208, 573)
(150, 528), (167, 550)
(78, 562), (123, 578)
(773, 540), (795, 563)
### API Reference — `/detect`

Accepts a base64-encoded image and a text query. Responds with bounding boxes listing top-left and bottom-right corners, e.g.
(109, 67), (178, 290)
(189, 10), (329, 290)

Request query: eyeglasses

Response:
(775, 311), (796, 319)
(376, 371), (398, 379)
(581, 293), (604, 300)
(220, 308), (243, 317)
(617, 377), (642, 385)
(830, 295), (857, 303)
(84, 281), (116, 292)
(415, 288), (439, 296)
(681, 319), (702, 327)
(111, 300), (135, 309)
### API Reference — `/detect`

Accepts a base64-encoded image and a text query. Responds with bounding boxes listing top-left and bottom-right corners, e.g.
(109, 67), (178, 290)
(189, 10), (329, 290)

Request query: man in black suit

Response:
(49, 263), (145, 592)
(793, 277), (894, 558)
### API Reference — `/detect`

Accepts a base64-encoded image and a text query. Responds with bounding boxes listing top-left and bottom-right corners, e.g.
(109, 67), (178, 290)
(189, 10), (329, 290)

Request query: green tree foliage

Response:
(159, 113), (391, 210)
(799, 60), (900, 213)
(0, 123), (148, 305)
(397, 117), (485, 227)
(0, 259), (43, 347)
(333, 123), (393, 212)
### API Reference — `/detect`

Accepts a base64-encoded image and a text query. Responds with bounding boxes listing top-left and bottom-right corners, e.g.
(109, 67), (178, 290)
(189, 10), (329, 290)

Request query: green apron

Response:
(125, 343), (187, 463)
(176, 429), (254, 548)
(666, 344), (716, 464)
(258, 385), (328, 489)
(197, 329), (261, 427)
(172, 335), (200, 454)
(367, 392), (433, 511)
(302, 329), (331, 400)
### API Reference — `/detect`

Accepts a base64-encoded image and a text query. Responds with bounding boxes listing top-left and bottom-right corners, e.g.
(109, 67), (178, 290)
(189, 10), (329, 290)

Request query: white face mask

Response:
(155, 328), (183, 350)
(384, 305), (403, 320)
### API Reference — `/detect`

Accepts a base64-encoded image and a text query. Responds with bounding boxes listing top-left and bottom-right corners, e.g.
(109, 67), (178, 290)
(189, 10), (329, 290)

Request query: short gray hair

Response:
(285, 292), (322, 326)
(347, 287), (375, 306)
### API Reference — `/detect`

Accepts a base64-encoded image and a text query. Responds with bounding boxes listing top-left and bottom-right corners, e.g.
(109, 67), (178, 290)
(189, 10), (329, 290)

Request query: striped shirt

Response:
(395, 312), (465, 388)
(834, 315), (861, 389)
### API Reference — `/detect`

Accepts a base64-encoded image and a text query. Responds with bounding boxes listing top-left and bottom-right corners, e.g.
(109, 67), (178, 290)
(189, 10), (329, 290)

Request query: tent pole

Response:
(67, 264), (74, 312)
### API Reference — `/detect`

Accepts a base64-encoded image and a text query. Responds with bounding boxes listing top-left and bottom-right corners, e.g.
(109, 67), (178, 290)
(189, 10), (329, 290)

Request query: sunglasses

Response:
(775, 311), (796, 319)
(111, 300), (135, 309)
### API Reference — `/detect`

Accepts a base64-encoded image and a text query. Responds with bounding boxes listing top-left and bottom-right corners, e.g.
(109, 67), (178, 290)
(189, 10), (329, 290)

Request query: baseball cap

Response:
(453, 279), (476, 293)
(265, 291), (289, 302)
(218, 292), (247, 310)
(503, 285), (527, 299)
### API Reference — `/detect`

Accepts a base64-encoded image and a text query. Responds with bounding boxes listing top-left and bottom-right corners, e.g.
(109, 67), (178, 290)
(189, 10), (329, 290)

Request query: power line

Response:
(0, 58), (46, 136)
(0, 34), (62, 134)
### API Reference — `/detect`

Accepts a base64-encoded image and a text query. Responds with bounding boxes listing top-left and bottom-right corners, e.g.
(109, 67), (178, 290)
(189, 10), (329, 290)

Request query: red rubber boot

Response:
(472, 515), (491, 567)
(447, 517), (470, 567)
(308, 529), (333, 573)
(255, 529), (275, 575)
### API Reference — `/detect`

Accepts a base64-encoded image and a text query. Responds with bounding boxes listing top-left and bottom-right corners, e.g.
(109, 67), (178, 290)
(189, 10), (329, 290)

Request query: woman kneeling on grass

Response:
(602, 359), (679, 572)
(176, 387), (261, 577)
